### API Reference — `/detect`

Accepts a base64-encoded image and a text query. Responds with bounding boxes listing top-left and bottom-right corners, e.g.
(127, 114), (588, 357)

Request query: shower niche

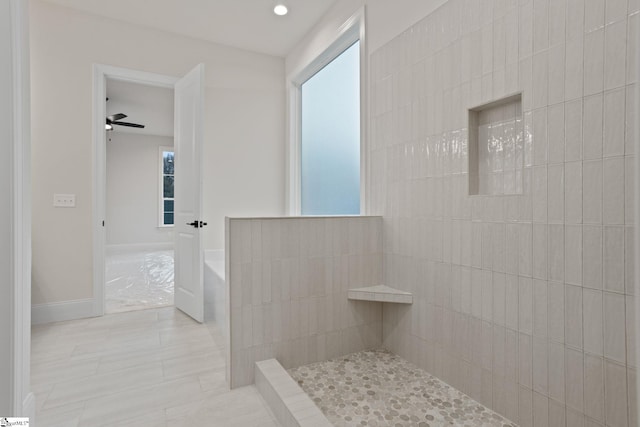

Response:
(468, 93), (523, 196)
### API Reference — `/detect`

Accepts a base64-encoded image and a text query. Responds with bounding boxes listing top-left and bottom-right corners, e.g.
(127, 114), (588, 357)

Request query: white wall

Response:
(30, 0), (286, 306)
(106, 132), (174, 246)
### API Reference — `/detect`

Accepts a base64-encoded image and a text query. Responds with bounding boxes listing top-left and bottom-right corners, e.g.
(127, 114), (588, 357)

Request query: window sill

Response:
(157, 225), (174, 229)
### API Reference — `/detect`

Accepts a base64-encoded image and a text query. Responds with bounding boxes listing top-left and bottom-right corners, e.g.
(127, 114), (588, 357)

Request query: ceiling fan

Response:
(105, 113), (145, 131)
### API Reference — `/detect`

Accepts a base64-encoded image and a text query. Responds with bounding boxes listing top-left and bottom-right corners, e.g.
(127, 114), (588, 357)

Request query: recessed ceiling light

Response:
(273, 2), (288, 15)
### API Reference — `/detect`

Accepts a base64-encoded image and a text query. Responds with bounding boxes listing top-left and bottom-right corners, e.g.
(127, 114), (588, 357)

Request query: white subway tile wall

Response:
(226, 217), (383, 388)
(370, 0), (636, 424)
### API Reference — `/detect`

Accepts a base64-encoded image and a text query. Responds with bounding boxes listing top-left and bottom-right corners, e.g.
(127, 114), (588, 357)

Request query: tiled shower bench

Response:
(347, 284), (413, 304)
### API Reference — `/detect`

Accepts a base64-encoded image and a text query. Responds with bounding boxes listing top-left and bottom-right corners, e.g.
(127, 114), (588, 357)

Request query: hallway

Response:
(31, 307), (278, 426)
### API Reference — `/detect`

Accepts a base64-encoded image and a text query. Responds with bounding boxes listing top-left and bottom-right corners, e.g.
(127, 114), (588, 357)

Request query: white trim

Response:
(158, 145), (175, 227)
(92, 65), (106, 318)
(96, 64), (177, 88)
(10, 0), (33, 417)
(286, 85), (302, 215)
(358, 8), (369, 216)
(290, 22), (363, 87)
(286, 7), (367, 216)
(32, 299), (95, 325)
(635, 7), (640, 420)
(224, 217), (231, 385)
(93, 64), (179, 318)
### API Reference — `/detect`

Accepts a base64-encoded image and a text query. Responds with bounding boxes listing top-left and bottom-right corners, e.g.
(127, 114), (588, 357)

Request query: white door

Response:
(174, 64), (205, 322)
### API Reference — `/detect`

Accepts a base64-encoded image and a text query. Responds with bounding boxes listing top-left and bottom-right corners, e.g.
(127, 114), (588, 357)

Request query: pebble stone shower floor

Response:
(288, 349), (518, 427)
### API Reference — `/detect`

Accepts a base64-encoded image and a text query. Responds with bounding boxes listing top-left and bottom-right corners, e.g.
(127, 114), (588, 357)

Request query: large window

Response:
(300, 40), (361, 215)
(160, 147), (174, 226)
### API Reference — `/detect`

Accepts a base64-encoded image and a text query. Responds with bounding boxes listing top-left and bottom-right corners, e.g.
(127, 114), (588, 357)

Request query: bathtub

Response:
(204, 250), (225, 332)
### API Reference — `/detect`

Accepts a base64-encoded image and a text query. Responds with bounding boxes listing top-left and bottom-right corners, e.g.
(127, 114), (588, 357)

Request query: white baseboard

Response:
(106, 242), (174, 254)
(31, 298), (95, 324)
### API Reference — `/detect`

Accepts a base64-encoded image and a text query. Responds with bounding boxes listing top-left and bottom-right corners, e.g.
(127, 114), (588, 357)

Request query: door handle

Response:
(186, 221), (208, 228)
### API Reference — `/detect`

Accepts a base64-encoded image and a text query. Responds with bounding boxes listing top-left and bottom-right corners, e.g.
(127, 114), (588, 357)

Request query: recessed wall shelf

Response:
(468, 93), (524, 196)
(348, 285), (413, 304)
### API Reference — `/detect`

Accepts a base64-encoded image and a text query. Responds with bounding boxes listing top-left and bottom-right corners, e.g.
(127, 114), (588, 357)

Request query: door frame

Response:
(91, 64), (178, 317)
(7, 0), (34, 417)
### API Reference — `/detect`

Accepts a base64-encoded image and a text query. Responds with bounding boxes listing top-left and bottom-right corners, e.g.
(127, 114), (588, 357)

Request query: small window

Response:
(160, 147), (174, 226)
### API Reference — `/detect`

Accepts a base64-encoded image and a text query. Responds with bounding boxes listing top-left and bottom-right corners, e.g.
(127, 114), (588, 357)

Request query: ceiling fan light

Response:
(273, 3), (288, 15)
(105, 123), (113, 131)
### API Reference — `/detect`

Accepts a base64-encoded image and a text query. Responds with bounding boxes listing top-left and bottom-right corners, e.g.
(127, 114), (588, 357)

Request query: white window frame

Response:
(158, 145), (174, 227)
(286, 7), (367, 216)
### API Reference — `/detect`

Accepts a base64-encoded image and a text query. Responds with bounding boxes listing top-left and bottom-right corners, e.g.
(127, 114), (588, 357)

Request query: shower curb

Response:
(255, 359), (332, 427)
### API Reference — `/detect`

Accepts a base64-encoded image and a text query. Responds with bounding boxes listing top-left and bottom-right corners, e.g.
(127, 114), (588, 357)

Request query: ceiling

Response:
(106, 79), (174, 138)
(39, 0), (339, 57)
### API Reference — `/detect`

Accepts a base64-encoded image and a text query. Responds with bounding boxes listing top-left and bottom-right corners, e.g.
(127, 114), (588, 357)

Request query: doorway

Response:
(93, 64), (206, 322)
(104, 79), (175, 313)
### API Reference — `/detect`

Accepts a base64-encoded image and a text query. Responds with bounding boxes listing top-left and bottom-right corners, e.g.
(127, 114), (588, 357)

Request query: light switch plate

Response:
(53, 193), (75, 207)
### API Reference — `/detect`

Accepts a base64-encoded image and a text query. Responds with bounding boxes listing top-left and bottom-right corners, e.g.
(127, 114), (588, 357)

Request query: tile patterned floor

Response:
(105, 249), (175, 314)
(31, 307), (278, 427)
(289, 349), (519, 427)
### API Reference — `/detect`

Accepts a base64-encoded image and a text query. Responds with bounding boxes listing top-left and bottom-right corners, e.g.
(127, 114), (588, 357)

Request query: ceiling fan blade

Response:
(107, 113), (127, 122)
(113, 121), (145, 128)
